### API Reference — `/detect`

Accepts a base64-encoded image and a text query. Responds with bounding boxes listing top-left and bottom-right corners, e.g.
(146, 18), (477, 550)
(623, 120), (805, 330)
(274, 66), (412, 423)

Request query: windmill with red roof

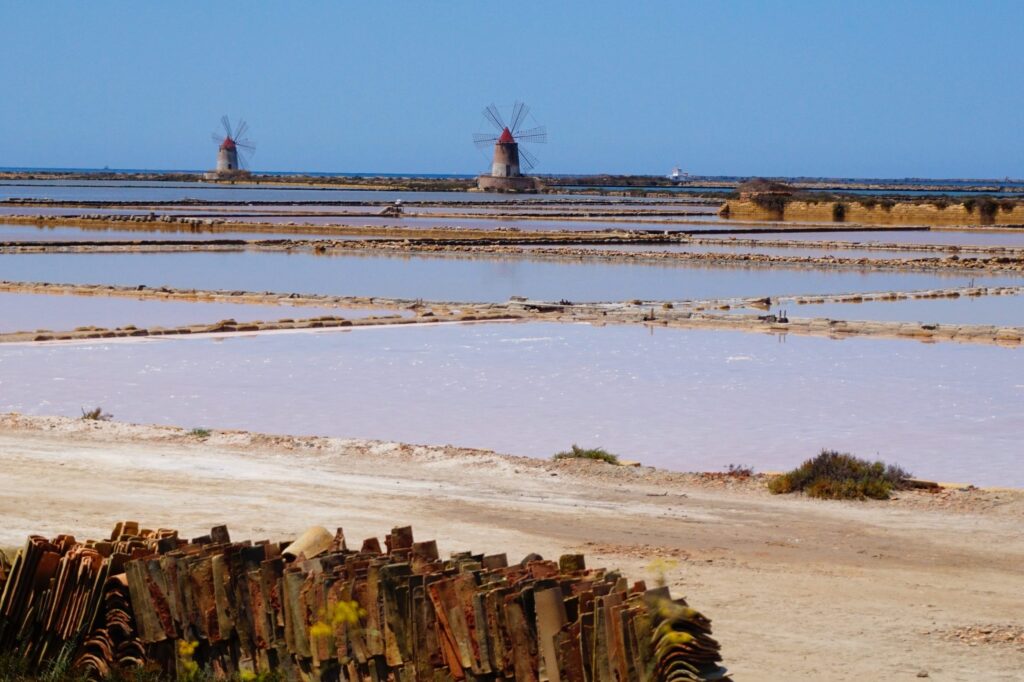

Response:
(211, 116), (255, 177)
(473, 101), (547, 191)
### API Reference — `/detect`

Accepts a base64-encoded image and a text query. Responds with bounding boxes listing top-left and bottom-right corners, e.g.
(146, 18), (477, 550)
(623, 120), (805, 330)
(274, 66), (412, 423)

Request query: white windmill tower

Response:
(211, 116), (254, 177)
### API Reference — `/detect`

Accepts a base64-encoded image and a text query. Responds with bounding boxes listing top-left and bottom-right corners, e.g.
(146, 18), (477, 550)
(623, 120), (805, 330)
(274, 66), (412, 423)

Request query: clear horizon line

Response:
(2, 166), (1024, 185)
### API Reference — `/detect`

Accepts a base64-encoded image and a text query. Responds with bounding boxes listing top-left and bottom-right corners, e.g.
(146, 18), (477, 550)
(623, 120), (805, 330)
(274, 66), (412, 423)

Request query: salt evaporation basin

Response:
(0, 322), (1019, 486)
(0, 251), (1018, 303)
(0, 291), (407, 333)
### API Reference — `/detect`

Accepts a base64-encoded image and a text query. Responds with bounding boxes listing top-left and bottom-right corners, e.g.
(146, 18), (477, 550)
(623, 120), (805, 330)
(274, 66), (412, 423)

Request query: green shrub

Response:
(768, 449), (911, 500)
(189, 428), (212, 439)
(552, 444), (620, 465)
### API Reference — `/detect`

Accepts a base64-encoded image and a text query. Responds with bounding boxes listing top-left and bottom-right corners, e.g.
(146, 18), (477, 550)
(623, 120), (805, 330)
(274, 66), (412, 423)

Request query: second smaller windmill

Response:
(474, 102), (546, 191)
(211, 116), (255, 178)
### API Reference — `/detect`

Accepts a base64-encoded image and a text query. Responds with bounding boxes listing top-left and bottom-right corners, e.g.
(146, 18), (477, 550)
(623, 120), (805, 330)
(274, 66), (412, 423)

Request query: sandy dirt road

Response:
(0, 414), (1022, 681)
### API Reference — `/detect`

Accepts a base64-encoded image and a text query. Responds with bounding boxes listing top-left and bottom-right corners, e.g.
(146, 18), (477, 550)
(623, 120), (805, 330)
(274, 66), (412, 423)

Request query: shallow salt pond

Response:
(0, 210), (717, 233)
(0, 292), (405, 333)
(776, 294), (1024, 326)
(0, 180), (606, 204)
(241, 215), (715, 231)
(0, 224), (372, 242)
(734, 229), (1024, 248)
(1, 322), (1019, 486)
(571, 243), (942, 260)
(0, 251), (1017, 302)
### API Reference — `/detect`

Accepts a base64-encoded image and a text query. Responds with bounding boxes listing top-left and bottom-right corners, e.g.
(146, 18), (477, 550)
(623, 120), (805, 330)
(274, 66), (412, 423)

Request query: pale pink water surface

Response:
(1, 322), (1019, 486)
(0, 292), (406, 333)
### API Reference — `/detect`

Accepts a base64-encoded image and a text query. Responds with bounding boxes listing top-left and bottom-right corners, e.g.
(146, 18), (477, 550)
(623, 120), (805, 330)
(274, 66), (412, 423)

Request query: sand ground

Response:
(1, 414), (1022, 681)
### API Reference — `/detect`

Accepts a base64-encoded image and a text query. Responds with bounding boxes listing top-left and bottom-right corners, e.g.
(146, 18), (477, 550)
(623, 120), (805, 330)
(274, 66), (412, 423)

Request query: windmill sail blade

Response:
(519, 145), (539, 171)
(221, 115), (233, 139)
(212, 133), (225, 144)
(509, 101), (529, 135)
(473, 133), (499, 148)
(237, 146), (255, 169)
(235, 139), (256, 152)
(515, 126), (547, 143)
(483, 103), (505, 131)
(234, 120), (249, 142)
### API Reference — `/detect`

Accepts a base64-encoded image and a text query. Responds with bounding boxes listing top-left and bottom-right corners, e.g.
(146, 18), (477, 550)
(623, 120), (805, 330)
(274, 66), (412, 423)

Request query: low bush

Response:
(189, 428), (212, 439)
(725, 464), (754, 478)
(80, 406), (112, 421)
(552, 444), (620, 465)
(768, 450), (911, 500)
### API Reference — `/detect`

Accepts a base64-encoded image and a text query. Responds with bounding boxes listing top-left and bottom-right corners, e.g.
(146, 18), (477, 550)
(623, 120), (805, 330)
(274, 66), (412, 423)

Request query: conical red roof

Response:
(497, 127), (515, 144)
(220, 137), (237, 151)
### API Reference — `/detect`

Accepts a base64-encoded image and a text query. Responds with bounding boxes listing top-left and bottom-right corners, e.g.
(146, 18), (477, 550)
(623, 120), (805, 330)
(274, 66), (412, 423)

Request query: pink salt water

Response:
(0, 322), (1019, 487)
(0, 291), (406, 334)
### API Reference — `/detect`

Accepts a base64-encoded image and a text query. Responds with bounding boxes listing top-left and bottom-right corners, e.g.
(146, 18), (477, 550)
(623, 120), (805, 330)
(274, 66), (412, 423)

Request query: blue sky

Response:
(2, 1), (1022, 178)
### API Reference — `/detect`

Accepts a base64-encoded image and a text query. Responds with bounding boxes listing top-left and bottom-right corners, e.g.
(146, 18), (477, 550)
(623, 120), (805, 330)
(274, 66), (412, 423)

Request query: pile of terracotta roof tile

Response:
(0, 522), (730, 681)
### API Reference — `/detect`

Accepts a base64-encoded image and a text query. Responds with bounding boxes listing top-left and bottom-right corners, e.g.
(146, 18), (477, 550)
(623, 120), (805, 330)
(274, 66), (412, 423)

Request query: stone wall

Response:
(721, 199), (1024, 226)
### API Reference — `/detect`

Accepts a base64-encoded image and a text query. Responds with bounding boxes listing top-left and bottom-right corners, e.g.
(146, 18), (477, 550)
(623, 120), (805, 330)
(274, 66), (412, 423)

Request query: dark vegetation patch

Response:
(725, 464), (754, 478)
(80, 406), (112, 421)
(552, 444), (620, 465)
(978, 198), (999, 223)
(831, 202), (846, 222)
(768, 450), (912, 500)
(738, 178), (794, 195)
(750, 193), (789, 215)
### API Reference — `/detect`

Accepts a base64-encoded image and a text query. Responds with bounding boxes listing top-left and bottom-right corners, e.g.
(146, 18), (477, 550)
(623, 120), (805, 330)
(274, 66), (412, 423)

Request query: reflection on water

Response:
(0, 322), (1018, 485)
(0, 251), (1015, 302)
(0, 291), (404, 333)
